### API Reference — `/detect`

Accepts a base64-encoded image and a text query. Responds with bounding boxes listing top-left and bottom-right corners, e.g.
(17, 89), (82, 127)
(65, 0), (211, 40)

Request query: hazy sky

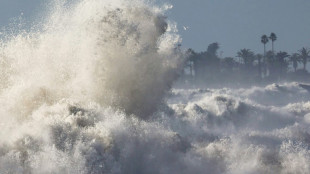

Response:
(1, 0), (310, 57)
(167, 0), (310, 57)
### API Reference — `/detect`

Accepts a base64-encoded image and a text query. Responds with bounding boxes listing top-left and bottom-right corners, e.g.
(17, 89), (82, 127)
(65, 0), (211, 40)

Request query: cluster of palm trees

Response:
(259, 33), (310, 74)
(260, 33), (276, 76)
(261, 33), (277, 55)
(234, 38), (310, 81)
(185, 34), (310, 85)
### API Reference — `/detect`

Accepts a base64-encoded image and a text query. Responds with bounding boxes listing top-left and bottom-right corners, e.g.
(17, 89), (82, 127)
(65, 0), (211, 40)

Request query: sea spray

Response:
(0, 0), (186, 173)
(1, 0), (310, 174)
(0, 0), (183, 120)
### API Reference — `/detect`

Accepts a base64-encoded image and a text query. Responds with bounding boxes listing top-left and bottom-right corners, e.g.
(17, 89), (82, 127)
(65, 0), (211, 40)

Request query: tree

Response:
(237, 49), (255, 65)
(256, 54), (263, 78)
(261, 35), (269, 76)
(299, 47), (310, 70)
(265, 50), (275, 77)
(237, 49), (255, 75)
(261, 35), (269, 55)
(192, 43), (221, 83)
(207, 42), (220, 56)
(276, 51), (290, 77)
(186, 48), (196, 77)
(289, 53), (301, 72)
(204, 43), (220, 81)
(269, 33), (277, 54)
(221, 57), (237, 73)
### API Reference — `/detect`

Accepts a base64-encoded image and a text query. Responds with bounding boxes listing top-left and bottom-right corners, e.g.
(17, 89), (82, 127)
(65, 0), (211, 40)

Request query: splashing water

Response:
(0, 0), (183, 173)
(1, 0), (310, 174)
(0, 0), (182, 120)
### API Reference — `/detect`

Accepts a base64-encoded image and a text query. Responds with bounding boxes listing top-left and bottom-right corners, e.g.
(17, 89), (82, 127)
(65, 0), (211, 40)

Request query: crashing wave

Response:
(0, 0), (310, 173)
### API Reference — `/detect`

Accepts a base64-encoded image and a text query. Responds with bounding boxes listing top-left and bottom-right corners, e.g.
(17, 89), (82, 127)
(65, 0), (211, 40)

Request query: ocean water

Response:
(0, 0), (310, 173)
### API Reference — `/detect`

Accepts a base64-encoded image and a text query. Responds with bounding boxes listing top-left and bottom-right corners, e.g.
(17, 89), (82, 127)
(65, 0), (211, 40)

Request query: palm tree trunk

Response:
(258, 59), (261, 78)
(190, 61), (193, 77)
(280, 62), (283, 79)
(263, 44), (267, 77)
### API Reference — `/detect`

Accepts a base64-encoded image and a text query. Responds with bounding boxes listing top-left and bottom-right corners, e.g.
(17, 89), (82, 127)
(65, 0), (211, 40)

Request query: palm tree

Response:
(289, 53), (301, 72)
(221, 57), (236, 73)
(261, 35), (269, 55)
(299, 47), (310, 70)
(276, 51), (290, 77)
(261, 35), (269, 76)
(186, 48), (196, 77)
(256, 54), (263, 78)
(237, 49), (255, 69)
(269, 33), (277, 54)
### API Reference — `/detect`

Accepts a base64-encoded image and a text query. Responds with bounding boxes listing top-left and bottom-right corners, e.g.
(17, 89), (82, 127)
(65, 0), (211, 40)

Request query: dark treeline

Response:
(180, 33), (310, 87)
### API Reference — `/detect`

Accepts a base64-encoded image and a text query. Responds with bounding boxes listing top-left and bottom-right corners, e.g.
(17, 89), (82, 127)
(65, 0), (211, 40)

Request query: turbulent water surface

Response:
(0, 0), (310, 174)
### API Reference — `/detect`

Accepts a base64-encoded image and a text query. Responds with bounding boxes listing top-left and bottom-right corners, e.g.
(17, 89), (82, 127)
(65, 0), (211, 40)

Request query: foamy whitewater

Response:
(0, 0), (310, 174)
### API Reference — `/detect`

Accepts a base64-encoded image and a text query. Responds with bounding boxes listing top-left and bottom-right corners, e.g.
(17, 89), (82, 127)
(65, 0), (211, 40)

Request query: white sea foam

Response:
(0, 0), (310, 173)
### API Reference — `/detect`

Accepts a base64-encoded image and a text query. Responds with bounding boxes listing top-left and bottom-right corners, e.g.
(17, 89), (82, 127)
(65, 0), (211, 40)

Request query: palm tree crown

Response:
(289, 53), (301, 72)
(261, 35), (269, 45)
(276, 51), (289, 61)
(276, 51), (289, 67)
(237, 49), (255, 65)
(269, 33), (277, 42)
(269, 33), (277, 53)
(261, 35), (269, 76)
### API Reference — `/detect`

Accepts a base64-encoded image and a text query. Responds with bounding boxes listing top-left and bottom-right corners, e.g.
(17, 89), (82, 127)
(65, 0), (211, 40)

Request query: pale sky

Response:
(1, 0), (310, 57)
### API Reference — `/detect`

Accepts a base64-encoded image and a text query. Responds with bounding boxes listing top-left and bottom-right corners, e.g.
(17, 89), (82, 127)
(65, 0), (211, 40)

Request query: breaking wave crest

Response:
(0, 0), (310, 173)
(0, 0), (182, 120)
